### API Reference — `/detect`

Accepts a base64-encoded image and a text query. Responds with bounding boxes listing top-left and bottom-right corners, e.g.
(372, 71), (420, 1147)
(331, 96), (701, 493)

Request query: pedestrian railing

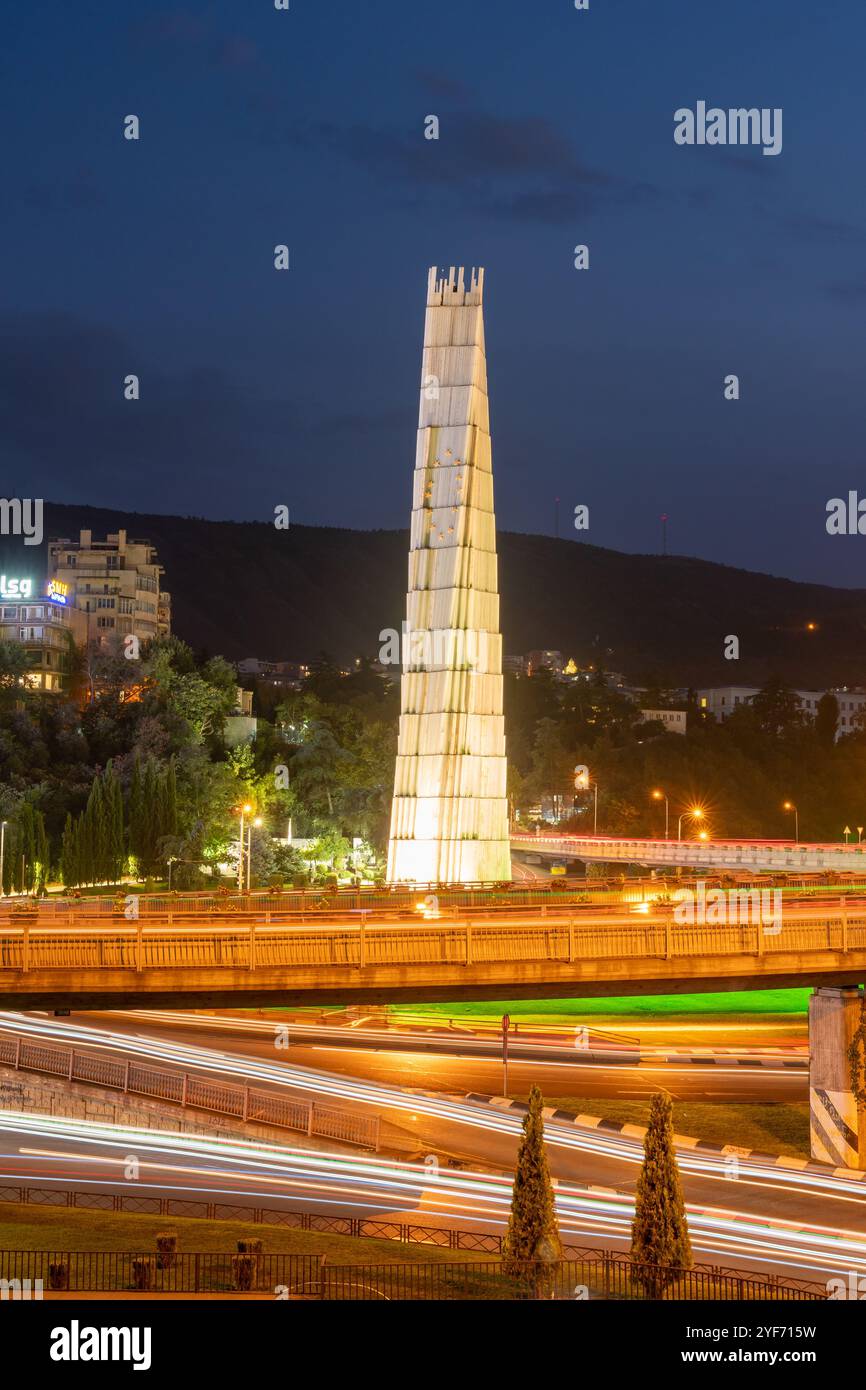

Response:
(0, 907), (864, 974)
(0, 1033), (380, 1150)
(0, 1185), (830, 1298)
(0, 1245), (827, 1299)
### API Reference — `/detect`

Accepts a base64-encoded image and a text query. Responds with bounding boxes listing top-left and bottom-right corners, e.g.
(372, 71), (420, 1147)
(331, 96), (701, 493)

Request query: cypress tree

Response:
(142, 759), (160, 874)
(17, 804), (36, 892)
(162, 760), (178, 839)
(81, 778), (100, 885)
(503, 1085), (562, 1294)
(631, 1091), (692, 1296)
(72, 816), (83, 889)
(129, 757), (144, 866)
(61, 813), (75, 888)
(3, 822), (18, 894)
(104, 762), (124, 884)
(34, 809), (49, 893)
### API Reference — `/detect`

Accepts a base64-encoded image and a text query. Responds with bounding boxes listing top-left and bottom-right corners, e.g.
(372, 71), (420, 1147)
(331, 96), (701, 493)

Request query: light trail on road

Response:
(0, 1013), (857, 1213)
(0, 1110), (859, 1285)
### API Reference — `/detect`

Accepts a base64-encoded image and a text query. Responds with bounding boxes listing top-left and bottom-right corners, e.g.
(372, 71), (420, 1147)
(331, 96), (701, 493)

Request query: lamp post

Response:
(246, 817), (262, 892)
(651, 789), (669, 839)
(677, 807), (704, 841)
(783, 800), (799, 843)
(0, 821), (6, 898)
(237, 804), (252, 891)
(574, 767), (598, 834)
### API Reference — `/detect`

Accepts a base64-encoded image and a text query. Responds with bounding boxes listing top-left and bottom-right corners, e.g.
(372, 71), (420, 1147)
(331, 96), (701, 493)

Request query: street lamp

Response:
(651, 789), (669, 839)
(574, 767), (598, 834)
(783, 801), (799, 843)
(677, 806), (704, 841)
(246, 817), (263, 892)
(0, 821), (6, 898)
(237, 804), (252, 891)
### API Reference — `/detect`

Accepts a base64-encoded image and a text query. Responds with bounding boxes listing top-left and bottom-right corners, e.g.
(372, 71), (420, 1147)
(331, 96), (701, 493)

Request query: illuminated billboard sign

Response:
(47, 579), (68, 604)
(0, 575), (33, 599)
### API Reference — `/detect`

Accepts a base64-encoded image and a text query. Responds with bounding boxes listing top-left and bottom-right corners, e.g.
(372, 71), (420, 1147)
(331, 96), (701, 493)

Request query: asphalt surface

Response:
(0, 1010), (860, 1287)
(69, 1008), (808, 1104)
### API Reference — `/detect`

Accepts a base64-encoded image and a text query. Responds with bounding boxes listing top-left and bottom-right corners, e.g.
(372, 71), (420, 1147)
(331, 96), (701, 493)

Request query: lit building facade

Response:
(387, 266), (511, 885)
(697, 685), (865, 739)
(0, 575), (87, 693)
(47, 529), (171, 648)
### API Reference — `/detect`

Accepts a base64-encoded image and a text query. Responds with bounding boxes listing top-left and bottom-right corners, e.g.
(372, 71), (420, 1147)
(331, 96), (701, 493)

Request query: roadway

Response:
(69, 1008), (808, 1105)
(0, 1011), (859, 1287)
(2, 895), (864, 1007)
(0, 1110), (853, 1289)
(515, 830), (866, 874)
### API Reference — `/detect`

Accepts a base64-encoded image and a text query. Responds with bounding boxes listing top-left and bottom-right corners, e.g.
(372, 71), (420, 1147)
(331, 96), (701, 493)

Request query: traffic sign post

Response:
(502, 1013), (510, 1097)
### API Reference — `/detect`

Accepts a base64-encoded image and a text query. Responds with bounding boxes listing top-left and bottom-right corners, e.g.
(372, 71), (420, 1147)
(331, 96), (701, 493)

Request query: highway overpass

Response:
(1, 903), (865, 1009)
(512, 832), (866, 874)
(3, 900), (865, 1168)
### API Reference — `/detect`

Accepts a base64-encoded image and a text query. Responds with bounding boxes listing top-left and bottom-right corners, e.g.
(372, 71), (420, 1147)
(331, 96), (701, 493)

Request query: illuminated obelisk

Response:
(387, 266), (511, 885)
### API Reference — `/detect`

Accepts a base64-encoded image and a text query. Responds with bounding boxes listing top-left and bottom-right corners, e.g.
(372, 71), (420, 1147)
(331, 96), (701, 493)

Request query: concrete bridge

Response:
(2, 905), (865, 1170)
(0, 902), (864, 1007)
(512, 832), (866, 874)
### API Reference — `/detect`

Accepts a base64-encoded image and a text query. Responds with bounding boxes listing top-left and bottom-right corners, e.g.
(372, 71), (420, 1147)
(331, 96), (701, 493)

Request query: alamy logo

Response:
(828, 1272), (866, 1299)
(0, 1276), (43, 1299)
(674, 102), (783, 157)
(0, 498), (43, 545)
(50, 1320), (152, 1371)
(826, 493), (866, 535)
(673, 881), (782, 935)
(378, 622), (492, 673)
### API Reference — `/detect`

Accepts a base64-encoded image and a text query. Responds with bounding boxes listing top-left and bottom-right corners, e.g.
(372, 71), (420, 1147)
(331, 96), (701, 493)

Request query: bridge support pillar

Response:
(809, 986), (866, 1169)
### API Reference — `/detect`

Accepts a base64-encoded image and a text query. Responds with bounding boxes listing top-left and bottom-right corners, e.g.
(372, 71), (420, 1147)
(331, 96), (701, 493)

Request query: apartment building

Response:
(697, 685), (866, 739)
(0, 575), (87, 693)
(47, 529), (171, 648)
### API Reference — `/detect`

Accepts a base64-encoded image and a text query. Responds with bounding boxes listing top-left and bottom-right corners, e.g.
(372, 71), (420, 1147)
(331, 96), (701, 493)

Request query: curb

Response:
(643, 1052), (805, 1068)
(459, 1091), (866, 1181)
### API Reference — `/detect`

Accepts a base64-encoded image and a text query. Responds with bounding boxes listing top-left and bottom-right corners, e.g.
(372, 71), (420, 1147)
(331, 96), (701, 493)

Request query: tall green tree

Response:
(631, 1091), (692, 1294)
(815, 692), (839, 749)
(103, 761), (125, 883)
(503, 1085), (562, 1293)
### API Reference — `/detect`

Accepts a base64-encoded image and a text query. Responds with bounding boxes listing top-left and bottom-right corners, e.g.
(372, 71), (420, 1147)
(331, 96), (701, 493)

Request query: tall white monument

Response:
(386, 266), (511, 885)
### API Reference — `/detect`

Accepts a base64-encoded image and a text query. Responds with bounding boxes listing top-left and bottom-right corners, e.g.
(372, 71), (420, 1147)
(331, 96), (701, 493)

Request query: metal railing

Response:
(516, 831), (866, 873)
(0, 905), (863, 975)
(0, 1184), (831, 1298)
(12, 869), (866, 921)
(0, 1033), (380, 1149)
(0, 1249), (319, 1295)
(0, 1245), (826, 1299)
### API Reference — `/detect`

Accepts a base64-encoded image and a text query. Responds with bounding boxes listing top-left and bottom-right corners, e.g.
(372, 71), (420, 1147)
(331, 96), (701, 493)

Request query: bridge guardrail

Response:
(0, 905), (863, 974)
(0, 1033), (380, 1150)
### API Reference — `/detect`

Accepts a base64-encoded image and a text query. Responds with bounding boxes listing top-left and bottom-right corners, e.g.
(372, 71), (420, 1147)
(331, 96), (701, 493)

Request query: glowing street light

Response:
(677, 806), (704, 841)
(651, 789), (669, 839)
(782, 800), (799, 843)
(237, 804), (253, 891)
(574, 766), (599, 834)
(246, 816), (263, 892)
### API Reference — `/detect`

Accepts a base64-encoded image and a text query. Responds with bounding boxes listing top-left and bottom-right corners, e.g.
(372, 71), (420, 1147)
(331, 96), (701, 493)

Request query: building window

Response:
(96, 597), (115, 609)
(66, 554), (77, 565)
(96, 616), (115, 629)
